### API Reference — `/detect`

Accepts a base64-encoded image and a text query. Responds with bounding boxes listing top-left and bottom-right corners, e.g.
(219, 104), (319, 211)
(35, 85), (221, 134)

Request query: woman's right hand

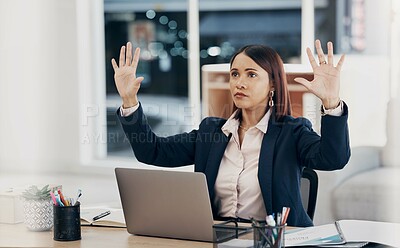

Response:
(111, 42), (144, 108)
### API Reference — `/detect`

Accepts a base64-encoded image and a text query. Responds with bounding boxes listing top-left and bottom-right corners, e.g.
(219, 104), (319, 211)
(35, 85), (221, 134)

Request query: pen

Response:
(50, 191), (57, 206)
(74, 189), (82, 206)
(92, 210), (111, 221)
(277, 212), (282, 226)
(55, 193), (64, 207)
(282, 207), (290, 225)
(266, 215), (277, 242)
(58, 189), (68, 206)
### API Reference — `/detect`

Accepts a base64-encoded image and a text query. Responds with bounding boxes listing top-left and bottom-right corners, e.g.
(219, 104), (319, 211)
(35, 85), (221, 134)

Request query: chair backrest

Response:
(300, 167), (318, 220)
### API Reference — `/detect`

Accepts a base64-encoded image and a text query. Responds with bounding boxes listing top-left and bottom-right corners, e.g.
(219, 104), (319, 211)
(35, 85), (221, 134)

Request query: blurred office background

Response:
(0, 0), (399, 225)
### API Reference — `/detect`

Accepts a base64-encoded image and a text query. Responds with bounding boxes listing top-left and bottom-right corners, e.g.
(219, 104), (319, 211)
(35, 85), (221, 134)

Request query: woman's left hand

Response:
(294, 40), (345, 109)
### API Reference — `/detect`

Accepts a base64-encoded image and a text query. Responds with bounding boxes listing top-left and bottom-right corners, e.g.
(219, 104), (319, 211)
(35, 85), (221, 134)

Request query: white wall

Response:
(0, 0), (80, 173)
(364, 0), (391, 56)
(340, 55), (390, 147)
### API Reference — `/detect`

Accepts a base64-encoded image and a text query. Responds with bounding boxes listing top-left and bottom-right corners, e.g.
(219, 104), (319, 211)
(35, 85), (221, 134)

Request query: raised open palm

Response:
(111, 42), (144, 108)
(294, 40), (345, 109)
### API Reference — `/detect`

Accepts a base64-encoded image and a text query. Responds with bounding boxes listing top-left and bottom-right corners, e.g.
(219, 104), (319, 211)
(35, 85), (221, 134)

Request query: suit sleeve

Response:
(294, 102), (351, 171)
(116, 103), (197, 167)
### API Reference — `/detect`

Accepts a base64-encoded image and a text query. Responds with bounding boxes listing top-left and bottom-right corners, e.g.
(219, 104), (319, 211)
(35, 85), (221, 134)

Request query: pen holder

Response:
(53, 204), (81, 241)
(212, 219), (253, 244)
(252, 221), (285, 248)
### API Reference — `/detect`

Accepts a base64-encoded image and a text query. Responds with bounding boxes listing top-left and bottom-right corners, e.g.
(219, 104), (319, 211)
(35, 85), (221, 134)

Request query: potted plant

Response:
(21, 185), (53, 231)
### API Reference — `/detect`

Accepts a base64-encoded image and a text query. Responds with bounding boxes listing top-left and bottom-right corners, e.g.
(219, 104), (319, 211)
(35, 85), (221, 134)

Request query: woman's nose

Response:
(235, 79), (247, 89)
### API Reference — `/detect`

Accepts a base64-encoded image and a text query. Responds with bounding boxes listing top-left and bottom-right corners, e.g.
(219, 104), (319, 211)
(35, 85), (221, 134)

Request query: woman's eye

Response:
(248, 72), (257, 78)
(231, 72), (238, 77)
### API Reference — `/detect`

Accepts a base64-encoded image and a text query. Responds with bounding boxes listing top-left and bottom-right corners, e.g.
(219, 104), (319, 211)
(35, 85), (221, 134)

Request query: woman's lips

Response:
(234, 92), (247, 98)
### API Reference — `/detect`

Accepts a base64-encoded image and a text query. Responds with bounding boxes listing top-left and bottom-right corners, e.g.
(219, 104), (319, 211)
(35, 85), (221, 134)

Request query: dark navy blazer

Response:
(117, 103), (350, 227)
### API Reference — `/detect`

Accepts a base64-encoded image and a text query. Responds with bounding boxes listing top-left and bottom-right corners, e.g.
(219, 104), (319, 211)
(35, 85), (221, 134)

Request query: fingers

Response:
(126, 42), (132, 66)
(114, 42), (139, 70)
(327, 41), (333, 65)
(136, 76), (145, 85)
(111, 58), (118, 71)
(119, 45), (126, 67)
(313, 40), (345, 70)
(294, 77), (312, 90)
(131, 47), (141, 75)
(315, 39), (326, 65)
(336, 54), (345, 71)
(306, 47), (318, 69)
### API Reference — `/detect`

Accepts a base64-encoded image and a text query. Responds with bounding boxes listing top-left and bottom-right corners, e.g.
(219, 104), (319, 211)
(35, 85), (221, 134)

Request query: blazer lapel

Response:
(204, 132), (230, 201)
(258, 122), (281, 215)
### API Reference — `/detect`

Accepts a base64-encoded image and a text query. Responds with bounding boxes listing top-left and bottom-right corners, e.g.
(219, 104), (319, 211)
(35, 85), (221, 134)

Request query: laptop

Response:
(115, 168), (250, 242)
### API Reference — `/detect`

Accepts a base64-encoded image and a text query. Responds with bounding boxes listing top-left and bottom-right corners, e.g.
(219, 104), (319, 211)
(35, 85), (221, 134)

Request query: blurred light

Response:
(220, 42), (235, 58)
(149, 42), (164, 57)
(182, 50), (188, 59)
(170, 48), (178, 56)
(168, 29), (177, 36)
(146, 10), (156, 19)
(159, 16), (168, 25)
(178, 30), (187, 39)
(174, 41), (183, 48)
(159, 50), (168, 59)
(200, 50), (208, 58)
(149, 42), (164, 51)
(159, 52), (171, 72)
(168, 20), (177, 29)
(207, 46), (221, 57)
(141, 50), (152, 60)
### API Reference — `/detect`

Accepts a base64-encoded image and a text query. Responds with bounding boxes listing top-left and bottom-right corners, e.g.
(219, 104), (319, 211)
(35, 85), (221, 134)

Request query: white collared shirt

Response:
(214, 110), (271, 221)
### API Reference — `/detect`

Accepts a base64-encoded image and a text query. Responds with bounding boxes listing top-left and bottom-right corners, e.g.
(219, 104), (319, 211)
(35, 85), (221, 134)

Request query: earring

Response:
(269, 90), (274, 107)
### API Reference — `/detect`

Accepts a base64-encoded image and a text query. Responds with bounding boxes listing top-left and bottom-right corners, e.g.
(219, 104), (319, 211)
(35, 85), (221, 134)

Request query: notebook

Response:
(115, 168), (250, 242)
(285, 219), (400, 247)
(80, 207), (126, 227)
(284, 222), (346, 247)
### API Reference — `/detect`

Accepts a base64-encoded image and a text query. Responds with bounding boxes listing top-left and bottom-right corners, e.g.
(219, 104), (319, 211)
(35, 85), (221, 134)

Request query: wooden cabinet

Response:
(201, 63), (315, 119)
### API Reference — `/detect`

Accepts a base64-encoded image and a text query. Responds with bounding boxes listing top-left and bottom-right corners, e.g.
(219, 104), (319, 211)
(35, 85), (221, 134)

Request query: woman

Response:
(112, 40), (350, 227)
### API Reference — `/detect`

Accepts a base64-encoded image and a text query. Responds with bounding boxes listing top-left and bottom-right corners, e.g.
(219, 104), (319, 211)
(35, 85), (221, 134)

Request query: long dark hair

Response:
(230, 45), (291, 121)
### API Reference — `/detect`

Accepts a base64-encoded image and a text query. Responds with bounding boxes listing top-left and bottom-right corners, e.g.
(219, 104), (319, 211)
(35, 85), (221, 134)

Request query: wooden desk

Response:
(2, 223), (394, 248)
(0, 223), (250, 248)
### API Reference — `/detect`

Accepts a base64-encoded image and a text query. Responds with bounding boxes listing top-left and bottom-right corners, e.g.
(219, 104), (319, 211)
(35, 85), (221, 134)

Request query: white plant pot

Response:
(23, 199), (53, 231)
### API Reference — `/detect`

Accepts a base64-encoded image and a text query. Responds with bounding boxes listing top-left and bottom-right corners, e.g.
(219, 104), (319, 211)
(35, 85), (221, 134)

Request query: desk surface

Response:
(0, 223), (248, 248)
(1, 223), (393, 248)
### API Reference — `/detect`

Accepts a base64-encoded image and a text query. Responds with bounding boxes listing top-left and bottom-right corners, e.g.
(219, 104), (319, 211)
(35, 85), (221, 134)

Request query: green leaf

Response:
(21, 185), (51, 200)
(40, 184), (49, 192)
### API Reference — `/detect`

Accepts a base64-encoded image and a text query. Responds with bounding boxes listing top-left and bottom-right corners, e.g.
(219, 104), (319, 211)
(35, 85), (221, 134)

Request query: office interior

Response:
(0, 0), (399, 227)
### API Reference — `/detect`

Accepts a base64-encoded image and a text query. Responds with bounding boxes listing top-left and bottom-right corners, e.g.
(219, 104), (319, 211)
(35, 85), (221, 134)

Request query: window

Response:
(104, 2), (192, 158)
(94, 0), (346, 162)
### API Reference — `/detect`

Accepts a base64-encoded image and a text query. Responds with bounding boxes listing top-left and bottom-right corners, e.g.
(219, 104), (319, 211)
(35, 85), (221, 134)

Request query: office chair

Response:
(300, 167), (319, 220)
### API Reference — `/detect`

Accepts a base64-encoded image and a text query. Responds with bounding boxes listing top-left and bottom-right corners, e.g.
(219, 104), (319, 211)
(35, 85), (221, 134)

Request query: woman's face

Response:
(230, 53), (272, 111)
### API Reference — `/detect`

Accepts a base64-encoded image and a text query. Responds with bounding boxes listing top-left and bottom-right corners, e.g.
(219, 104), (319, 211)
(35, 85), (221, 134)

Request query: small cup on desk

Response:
(53, 203), (81, 241)
(252, 220), (285, 248)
